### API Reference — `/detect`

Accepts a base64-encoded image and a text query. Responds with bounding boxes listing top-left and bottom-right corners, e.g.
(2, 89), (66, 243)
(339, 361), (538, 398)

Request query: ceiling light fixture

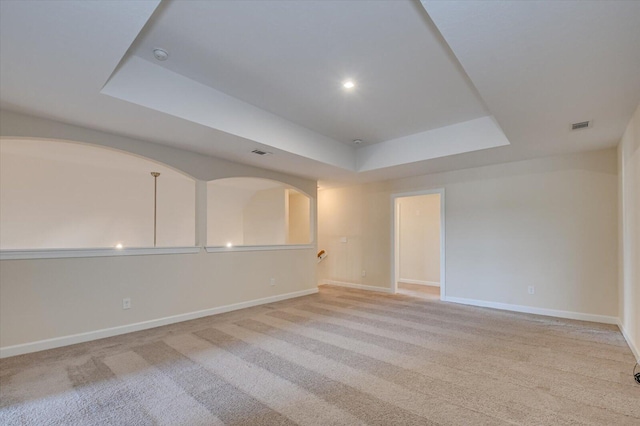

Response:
(153, 48), (169, 61)
(343, 80), (355, 89)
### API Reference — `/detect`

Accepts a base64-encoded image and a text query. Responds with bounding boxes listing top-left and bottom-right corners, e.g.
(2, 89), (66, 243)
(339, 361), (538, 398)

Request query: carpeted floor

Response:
(397, 282), (440, 300)
(1, 285), (638, 425)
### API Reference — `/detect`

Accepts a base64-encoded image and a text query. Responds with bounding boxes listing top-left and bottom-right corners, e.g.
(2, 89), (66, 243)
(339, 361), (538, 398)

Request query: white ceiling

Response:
(421, 0), (640, 156)
(1, 0), (639, 187)
(130, 0), (488, 146)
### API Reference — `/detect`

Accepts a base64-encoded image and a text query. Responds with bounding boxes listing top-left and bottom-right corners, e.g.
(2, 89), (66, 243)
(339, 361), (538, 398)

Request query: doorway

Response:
(391, 189), (445, 300)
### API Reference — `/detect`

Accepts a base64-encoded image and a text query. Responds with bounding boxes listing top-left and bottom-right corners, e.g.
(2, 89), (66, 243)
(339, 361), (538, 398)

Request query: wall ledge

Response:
(443, 296), (619, 325)
(206, 244), (314, 253)
(0, 246), (201, 261)
(0, 287), (319, 358)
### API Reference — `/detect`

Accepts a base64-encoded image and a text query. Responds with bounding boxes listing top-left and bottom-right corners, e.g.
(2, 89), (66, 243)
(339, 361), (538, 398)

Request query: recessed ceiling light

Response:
(343, 80), (355, 89)
(153, 48), (169, 61)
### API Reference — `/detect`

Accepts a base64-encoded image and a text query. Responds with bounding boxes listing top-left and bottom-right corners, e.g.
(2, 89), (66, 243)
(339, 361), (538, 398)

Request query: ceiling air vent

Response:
(251, 149), (272, 156)
(571, 121), (591, 131)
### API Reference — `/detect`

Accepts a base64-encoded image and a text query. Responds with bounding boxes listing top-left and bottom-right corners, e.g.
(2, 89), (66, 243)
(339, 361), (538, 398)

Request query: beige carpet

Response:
(397, 282), (441, 300)
(1, 285), (638, 425)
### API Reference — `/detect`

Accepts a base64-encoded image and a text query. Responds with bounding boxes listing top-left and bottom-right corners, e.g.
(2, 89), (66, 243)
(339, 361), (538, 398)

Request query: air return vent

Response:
(251, 149), (272, 156)
(571, 121), (591, 131)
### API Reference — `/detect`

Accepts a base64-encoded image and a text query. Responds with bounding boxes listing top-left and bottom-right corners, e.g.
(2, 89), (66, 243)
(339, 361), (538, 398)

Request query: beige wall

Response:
(207, 180), (312, 247)
(0, 110), (315, 192)
(319, 149), (618, 318)
(398, 194), (440, 285)
(0, 110), (317, 353)
(618, 103), (640, 360)
(206, 183), (252, 246)
(0, 250), (316, 349)
(287, 190), (311, 244)
(1, 139), (195, 249)
(243, 188), (287, 245)
(318, 185), (388, 286)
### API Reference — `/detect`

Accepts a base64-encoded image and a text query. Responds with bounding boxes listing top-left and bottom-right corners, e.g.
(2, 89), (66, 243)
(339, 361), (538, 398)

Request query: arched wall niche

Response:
(0, 137), (196, 249)
(0, 110), (316, 196)
(207, 177), (313, 247)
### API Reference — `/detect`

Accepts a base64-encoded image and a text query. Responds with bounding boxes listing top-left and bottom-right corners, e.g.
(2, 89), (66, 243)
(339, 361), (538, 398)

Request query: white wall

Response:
(398, 194), (440, 285)
(618, 103), (640, 360)
(0, 139), (195, 249)
(0, 110), (317, 354)
(319, 149), (618, 319)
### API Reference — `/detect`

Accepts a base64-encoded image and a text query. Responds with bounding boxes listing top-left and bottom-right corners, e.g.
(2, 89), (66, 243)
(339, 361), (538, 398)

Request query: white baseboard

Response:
(0, 287), (318, 359)
(443, 296), (619, 325)
(617, 320), (640, 363)
(398, 278), (440, 287)
(320, 280), (392, 293)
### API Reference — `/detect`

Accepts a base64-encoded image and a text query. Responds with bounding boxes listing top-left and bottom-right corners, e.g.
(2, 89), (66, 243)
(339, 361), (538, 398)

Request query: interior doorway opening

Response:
(392, 189), (445, 300)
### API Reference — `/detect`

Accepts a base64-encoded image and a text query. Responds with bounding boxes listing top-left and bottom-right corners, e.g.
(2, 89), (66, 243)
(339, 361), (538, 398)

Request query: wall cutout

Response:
(0, 138), (195, 249)
(207, 178), (311, 247)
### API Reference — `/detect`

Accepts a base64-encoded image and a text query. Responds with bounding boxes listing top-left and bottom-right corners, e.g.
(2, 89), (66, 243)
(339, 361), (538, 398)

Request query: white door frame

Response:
(391, 188), (446, 300)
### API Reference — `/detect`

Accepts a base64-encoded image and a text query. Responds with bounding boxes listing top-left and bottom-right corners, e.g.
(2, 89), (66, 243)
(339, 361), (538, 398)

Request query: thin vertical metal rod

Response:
(151, 172), (160, 247)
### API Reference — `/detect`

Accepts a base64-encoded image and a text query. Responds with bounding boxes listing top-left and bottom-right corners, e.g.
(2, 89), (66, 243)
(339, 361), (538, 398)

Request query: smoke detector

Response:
(153, 48), (169, 61)
(353, 139), (363, 145)
(571, 120), (592, 131)
(251, 149), (272, 156)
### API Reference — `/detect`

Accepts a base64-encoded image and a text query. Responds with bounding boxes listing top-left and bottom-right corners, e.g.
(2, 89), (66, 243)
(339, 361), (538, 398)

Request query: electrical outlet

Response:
(270, 278), (275, 286)
(122, 298), (131, 309)
(361, 270), (366, 277)
(528, 286), (535, 295)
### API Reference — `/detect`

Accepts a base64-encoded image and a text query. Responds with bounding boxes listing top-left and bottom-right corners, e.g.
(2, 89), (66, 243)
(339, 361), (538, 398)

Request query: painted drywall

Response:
(0, 250), (316, 350)
(0, 110), (317, 353)
(318, 149), (618, 318)
(287, 190), (311, 244)
(207, 179), (312, 247)
(0, 110), (315, 193)
(398, 194), (440, 285)
(243, 188), (287, 245)
(206, 183), (254, 246)
(0, 139), (194, 249)
(618, 103), (640, 360)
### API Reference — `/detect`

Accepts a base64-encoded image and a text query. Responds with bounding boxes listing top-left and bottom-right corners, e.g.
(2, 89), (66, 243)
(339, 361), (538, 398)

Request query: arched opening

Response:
(207, 177), (312, 247)
(0, 138), (196, 249)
